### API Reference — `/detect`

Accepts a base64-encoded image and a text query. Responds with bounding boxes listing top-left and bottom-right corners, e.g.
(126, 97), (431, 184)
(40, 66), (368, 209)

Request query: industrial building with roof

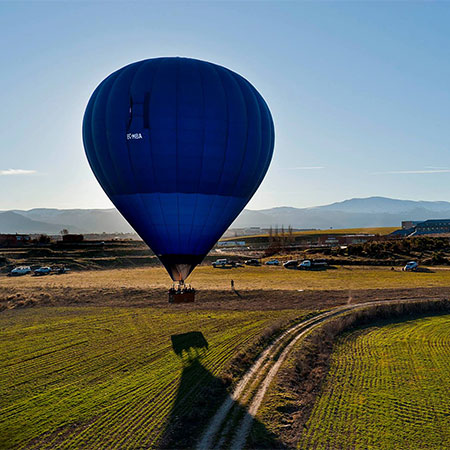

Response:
(392, 219), (450, 237)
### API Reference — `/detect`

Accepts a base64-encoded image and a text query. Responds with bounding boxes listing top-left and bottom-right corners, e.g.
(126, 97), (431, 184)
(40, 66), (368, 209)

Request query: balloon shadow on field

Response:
(158, 332), (288, 449)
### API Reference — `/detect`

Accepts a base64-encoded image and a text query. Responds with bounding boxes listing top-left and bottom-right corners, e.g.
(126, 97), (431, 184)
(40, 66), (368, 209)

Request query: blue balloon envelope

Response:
(83, 57), (274, 281)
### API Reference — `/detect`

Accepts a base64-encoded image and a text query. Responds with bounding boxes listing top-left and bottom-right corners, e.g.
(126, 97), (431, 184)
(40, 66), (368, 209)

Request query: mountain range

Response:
(1, 197), (450, 234)
(232, 197), (450, 229)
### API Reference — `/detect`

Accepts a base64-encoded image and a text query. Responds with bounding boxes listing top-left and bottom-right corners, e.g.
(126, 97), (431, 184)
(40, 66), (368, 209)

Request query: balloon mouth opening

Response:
(158, 254), (205, 282)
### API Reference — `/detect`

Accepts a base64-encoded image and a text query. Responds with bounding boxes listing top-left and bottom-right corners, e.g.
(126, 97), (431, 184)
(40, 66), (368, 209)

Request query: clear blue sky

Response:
(1, 1), (449, 211)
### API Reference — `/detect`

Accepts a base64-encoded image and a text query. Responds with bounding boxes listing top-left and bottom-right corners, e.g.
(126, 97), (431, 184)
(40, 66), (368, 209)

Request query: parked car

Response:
(283, 260), (298, 269)
(403, 261), (418, 272)
(212, 259), (228, 268)
(33, 267), (52, 276)
(212, 259), (241, 268)
(265, 259), (280, 266)
(8, 266), (32, 276)
(54, 266), (70, 274)
(299, 259), (328, 270)
(244, 259), (261, 266)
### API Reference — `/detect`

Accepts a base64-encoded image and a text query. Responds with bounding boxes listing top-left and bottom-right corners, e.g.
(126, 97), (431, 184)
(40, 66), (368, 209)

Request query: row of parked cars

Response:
(212, 259), (260, 268)
(8, 266), (70, 276)
(212, 258), (420, 272)
(211, 258), (329, 270)
(283, 259), (329, 270)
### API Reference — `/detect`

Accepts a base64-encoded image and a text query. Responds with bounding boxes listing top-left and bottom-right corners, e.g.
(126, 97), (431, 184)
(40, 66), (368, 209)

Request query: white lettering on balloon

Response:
(127, 133), (143, 140)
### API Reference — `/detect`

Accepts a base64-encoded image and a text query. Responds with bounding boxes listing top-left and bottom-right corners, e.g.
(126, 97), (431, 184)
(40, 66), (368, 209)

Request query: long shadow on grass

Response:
(158, 332), (288, 449)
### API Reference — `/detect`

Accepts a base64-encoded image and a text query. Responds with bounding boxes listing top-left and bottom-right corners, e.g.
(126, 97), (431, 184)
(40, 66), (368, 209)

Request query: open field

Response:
(0, 306), (307, 449)
(1, 266), (450, 449)
(297, 315), (450, 449)
(2, 265), (450, 312)
(2, 265), (450, 291)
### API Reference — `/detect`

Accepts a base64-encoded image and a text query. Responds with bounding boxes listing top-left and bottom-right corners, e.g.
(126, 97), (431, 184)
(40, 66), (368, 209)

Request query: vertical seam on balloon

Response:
(248, 94), (274, 198)
(238, 79), (263, 197)
(230, 74), (251, 198)
(175, 58), (181, 256)
(138, 61), (161, 250)
(256, 100), (275, 193)
(205, 70), (250, 246)
(106, 68), (139, 196)
(85, 87), (110, 195)
(192, 64), (230, 255)
(215, 67), (235, 196)
(143, 93), (150, 128)
(127, 61), (159, 251)
(186, 60), (205, 254)
(127, 96), (133, 130)
(109, 65), (153, 244)
(97, 72), (125, 196)
(90, 81), (114, 195)
(140, 63), (164, 253)
(146, 59), (171, 255)
(153, 60), (172, 257)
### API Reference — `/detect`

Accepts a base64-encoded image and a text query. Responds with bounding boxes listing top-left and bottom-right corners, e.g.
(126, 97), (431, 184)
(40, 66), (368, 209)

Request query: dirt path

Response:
(197, 299), (432, 450)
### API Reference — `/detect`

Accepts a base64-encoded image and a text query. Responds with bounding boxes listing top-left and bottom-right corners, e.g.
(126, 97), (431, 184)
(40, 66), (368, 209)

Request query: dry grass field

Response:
(2, 265), (450, 313)
(221, 226), (398, 241)
(0, 266), (450, 290)
(2, 265), (450, 291)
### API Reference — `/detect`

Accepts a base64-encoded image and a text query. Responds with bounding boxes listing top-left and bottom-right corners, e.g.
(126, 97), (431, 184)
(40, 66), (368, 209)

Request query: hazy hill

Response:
(15, 208), (133, 234)
(0, 211), (76, 234)
(318, 197), (450, 214)
(2, 197), (450, 234)
(231, 197), (450, 229)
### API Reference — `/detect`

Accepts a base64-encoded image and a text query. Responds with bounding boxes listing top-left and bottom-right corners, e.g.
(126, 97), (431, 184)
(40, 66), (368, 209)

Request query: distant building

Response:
(316, 234), (375, 246)
(401, 220), (421, 229)
(393, 219), (450, 237)
(294, 234), (375, 247)
(217, 241), (246, 247)
(414, 219), (450, 235)
(0, 234), (31, 247)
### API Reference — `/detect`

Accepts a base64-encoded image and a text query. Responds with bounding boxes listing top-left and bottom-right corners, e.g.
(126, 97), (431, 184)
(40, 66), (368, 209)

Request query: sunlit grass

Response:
(2, 265), (450, 291)
(0, 306), (305, 449)
(298, 315), (450, 449)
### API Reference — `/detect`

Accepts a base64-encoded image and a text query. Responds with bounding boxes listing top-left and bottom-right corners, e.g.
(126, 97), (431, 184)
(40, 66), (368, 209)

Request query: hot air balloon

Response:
(83, 57), (274, 288)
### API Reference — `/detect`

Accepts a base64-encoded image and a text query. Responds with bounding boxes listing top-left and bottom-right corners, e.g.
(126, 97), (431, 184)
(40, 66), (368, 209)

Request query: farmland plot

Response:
(0, 306), (304, 449)
(299, 315), (450, 449)
(3, 265), (450, 291)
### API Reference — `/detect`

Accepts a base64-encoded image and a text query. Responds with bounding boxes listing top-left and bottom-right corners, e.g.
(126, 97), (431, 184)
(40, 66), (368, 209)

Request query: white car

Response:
(403, 261), (418, 272)
(9, 266), (32, 276)
(212, 259), (228, 268)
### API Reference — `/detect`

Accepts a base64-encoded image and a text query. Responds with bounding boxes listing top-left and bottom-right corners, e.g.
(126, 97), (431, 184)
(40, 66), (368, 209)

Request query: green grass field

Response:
(2, 265), (450, 292)
(0, 306), (305, 449)
(298, 315), (450, 449)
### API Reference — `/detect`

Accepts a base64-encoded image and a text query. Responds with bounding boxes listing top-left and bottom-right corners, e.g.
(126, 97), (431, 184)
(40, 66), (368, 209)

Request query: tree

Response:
(38, 234), (50, 244)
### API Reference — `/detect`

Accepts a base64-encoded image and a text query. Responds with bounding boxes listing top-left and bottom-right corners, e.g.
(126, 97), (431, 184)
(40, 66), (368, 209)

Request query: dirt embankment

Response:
(1, 285), (449, 312)
(0, 241), (158, 272)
